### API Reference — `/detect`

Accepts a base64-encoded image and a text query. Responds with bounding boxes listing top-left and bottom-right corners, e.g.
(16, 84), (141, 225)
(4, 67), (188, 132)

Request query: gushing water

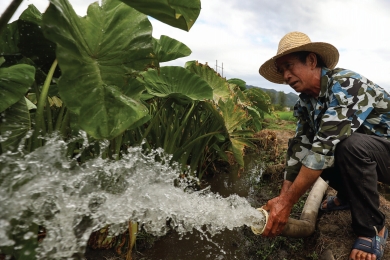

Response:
(0, 134), (266, 259)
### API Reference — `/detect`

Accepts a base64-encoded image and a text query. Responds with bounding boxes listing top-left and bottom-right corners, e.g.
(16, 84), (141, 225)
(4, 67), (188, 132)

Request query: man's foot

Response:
(349, 226), (388, 260)
(320, 196), (350, 212)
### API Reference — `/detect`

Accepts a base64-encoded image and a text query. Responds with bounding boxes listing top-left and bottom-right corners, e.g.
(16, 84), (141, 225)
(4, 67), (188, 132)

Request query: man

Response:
(259, 31), (390, 260)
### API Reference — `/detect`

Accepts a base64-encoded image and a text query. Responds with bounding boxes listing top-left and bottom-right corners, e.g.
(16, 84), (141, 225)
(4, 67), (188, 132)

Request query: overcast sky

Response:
(2, 0), (390, 94)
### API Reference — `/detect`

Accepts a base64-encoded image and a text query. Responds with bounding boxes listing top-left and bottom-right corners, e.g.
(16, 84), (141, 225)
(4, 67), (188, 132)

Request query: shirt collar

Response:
(298, 67), (330, 102)
(319, 67), (331, 98)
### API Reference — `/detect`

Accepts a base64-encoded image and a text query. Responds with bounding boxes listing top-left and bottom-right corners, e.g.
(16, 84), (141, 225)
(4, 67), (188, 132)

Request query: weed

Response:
(263, 111), (297, 131)
(306, 251), (319, 259)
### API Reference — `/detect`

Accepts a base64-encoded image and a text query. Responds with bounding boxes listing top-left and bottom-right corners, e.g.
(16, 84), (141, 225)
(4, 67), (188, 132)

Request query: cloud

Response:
(150, 0), (390, 93)
(2, 0), (390, 94)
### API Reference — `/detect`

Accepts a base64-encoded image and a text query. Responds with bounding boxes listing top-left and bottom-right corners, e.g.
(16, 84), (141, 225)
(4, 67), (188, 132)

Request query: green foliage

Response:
(0, 97), (31, 152)
(121, 0), (201, 31)
(42, 0), (157, 139)
(263, 111), (297, 131)
(0, 0), (273, 257)
(136, 66), (218, 177)
(153, 35), (192, 63)
(278, 111), (297, 122)
(139, 66), (212, 102)
(185, 60), (231, 102)
(0, 58), (35, 113)
(258, 88), (299, 108)
(266, 90), (277, 104)
(278, 91), (287, 107)
(228, 78), (246, 91)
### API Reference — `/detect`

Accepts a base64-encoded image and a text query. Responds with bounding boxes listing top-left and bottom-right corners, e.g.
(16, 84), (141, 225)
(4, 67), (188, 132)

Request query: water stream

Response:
(127, 154), (265, 260)
(0, 134), (266, 259)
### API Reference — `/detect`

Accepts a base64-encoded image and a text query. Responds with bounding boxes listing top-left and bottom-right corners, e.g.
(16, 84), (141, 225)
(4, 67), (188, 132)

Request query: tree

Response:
(267, 91), (277, 104)
(278, 91), (286, 108)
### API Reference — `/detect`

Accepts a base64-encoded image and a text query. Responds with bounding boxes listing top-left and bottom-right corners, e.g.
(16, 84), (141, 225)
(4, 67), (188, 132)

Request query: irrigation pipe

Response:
(252, 177), (328, 237)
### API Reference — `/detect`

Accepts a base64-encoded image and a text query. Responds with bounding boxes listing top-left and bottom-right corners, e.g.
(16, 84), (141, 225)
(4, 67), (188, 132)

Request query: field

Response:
(263, 110), (297, 131)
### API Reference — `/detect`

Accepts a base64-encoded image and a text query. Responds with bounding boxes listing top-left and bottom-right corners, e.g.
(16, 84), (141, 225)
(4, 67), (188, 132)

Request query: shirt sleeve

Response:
(285, 75), (380, 182)
(284, 101), (314, 182)
(302, 77), (378, 171)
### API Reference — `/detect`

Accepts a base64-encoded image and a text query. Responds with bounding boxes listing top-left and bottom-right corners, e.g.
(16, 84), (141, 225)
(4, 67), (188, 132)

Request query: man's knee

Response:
(334, 133), (367, 164)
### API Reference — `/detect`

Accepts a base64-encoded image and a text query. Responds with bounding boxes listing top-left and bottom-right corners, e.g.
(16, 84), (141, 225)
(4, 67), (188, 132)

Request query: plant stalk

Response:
(32, 59), (58, 149)
(54, 105), (66, 132)
(126, 221), (138, 260)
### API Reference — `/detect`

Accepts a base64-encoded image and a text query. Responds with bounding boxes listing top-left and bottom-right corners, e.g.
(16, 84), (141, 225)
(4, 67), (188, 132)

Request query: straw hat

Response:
(259, 32), (339, 84)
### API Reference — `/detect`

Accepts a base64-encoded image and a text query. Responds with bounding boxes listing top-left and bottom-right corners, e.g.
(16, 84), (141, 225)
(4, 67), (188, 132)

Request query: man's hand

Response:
(261, 166), (323, 237)
(262, 194), (293, 237)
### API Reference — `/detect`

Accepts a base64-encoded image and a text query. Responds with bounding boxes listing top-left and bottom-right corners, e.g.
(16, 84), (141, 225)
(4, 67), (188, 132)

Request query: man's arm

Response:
(262, 165), (322, 237)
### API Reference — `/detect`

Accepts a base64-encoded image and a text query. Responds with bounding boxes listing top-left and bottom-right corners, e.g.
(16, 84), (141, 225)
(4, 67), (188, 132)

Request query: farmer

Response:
(259, 31), (390, 260)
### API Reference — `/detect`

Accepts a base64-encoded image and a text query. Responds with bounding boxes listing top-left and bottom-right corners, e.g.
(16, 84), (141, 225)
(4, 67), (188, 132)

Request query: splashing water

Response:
(0, 134), (266, 259)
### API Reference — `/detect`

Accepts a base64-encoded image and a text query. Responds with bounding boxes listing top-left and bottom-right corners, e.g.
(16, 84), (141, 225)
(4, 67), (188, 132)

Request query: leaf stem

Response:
(0, 0), (23, 35)
(32, 59), (58, 149)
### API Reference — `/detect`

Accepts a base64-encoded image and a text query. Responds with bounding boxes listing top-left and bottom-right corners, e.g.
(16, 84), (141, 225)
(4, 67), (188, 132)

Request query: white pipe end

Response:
(251, 207), (269, 235)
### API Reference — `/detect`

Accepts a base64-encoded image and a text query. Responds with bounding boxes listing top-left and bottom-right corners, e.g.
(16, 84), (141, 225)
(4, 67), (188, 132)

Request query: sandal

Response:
(351, 227), (388, 259)
(320, 195), (350, 212)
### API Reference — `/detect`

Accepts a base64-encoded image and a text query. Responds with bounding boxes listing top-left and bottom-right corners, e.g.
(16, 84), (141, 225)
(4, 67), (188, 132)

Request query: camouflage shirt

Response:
(285, 67), (390, 182)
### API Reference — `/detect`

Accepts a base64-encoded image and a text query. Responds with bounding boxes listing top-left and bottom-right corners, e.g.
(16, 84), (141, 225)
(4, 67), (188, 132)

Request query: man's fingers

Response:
(262, 215), (275, 237)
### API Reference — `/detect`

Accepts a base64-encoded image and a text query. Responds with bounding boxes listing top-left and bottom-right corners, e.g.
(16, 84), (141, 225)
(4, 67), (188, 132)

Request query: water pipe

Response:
(252, 177), (328, 237)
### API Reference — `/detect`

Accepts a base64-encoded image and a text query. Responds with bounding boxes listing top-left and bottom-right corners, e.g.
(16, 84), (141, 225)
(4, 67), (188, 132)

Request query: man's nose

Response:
(283, 70), (291, 83)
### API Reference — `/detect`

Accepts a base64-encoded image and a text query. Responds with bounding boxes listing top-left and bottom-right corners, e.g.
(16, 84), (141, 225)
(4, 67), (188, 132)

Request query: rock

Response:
(319, 249), (335, 260)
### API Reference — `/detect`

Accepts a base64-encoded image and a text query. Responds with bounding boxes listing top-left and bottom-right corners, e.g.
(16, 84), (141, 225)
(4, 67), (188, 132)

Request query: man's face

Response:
(275, 53), (316, 95)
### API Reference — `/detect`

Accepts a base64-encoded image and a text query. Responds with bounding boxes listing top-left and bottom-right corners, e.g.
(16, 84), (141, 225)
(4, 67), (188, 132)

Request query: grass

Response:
(263, 110), (297, 131)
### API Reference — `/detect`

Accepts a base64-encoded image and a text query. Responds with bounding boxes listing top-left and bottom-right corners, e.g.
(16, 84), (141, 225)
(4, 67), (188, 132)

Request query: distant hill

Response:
(246, 85), (299, 107)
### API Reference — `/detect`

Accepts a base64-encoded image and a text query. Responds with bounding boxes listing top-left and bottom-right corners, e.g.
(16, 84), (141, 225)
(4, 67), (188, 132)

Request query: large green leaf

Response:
(0, 97), (31, 152)
(0, 21), (19, 55)
(218, 98), (254, 167)
(218, 98), (249, 134)
(230, 138), (254, 167)
(139, 66), (212, 103)
(18, 5), (57, 71)
(245, 87), (272, 114)
(228, 78), (246, 91)
(120, 0), (201, 31)
(42, 0), (158, 139)
(0, 59), (36, 113)
(153, 35), (191, 62)
(185, 60), (231, 102)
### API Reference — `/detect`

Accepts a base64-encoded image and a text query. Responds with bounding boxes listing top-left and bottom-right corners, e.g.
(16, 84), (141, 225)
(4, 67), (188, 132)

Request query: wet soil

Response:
(84, 125), (390, 260)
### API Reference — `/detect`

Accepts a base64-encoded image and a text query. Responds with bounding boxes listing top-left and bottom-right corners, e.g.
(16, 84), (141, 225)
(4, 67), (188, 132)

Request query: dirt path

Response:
(261, 128), (390, 260)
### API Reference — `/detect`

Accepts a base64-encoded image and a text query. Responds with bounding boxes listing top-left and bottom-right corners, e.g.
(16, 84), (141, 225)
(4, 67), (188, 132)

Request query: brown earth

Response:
(257, 128), (390, 260)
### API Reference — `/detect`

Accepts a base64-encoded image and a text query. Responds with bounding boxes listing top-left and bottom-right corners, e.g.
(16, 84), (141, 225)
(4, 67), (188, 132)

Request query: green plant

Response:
(306, 251), (319, 260)
(277, 111), (297, 122)
(252, 236), (304, 260)
(0, 0), (273, 258)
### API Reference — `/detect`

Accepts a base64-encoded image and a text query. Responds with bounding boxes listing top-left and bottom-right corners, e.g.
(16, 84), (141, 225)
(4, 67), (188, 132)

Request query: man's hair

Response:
(291, 51), (326, 68)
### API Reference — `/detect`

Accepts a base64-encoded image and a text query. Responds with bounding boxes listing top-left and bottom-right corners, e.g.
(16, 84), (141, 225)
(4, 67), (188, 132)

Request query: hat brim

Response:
(259, 42), (339, 84)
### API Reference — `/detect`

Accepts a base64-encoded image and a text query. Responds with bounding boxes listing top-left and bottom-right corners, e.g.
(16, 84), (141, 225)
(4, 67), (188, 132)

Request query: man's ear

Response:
(307, 53), (317, 69)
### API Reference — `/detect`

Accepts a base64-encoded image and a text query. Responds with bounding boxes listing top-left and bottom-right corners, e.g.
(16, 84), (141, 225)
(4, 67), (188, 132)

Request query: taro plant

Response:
(0, 0), (272, 258)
